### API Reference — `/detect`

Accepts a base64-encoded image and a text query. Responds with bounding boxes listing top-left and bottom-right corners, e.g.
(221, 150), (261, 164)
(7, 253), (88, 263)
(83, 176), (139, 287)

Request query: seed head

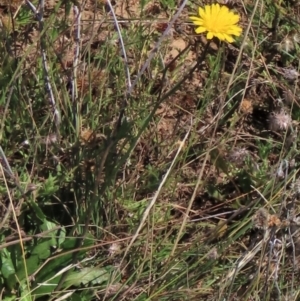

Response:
(276, 37), (295, 53)
(291, 178), (300, 197)
(252, 208), (269, 230)
(207, 247), (218, 260)
(109, 243), (121, 256)
(227, 147), (249, 167)
(282, 89), (295, 106)
(289, 29), (300, 43)
(268, 109), (292, 132)
(43, 133), (58, 145)
(26, 183), (39, 193)
(283, 68), (299, 81)
(275, 160), (289, 179)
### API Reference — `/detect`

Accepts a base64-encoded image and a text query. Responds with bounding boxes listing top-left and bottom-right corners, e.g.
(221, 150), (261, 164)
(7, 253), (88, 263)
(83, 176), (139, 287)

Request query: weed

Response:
(1, 0), (300, 300)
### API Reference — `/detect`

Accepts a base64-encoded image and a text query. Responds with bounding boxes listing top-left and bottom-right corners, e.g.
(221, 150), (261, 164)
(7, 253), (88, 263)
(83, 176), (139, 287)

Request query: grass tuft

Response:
(1, 0), (300, 300)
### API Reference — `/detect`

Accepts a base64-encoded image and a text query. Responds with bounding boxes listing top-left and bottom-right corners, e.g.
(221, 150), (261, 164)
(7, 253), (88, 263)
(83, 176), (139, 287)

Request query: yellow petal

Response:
(198, 7), (205, 18)
(214, 3), (220, 10)
(228, 25), (242, 36)
(190, 16), (202, 21)
(215, 32), (226, 41)
(204, 5), (212, 19)
(192, 20), (204, 26)
(195, 26), (207, 34)
(207, 32), (214, 39)
(229, 14), (240, 23)
(211, 3), (217, 15)
(224, 34), (234, 43)
(220, 5), (229, 14)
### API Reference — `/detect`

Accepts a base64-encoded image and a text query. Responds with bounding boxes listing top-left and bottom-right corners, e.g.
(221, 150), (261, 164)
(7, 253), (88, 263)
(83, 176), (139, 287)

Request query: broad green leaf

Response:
(70, 291), (93, 301)
(29, 201), (46, 222)
(31, 274), (61, 297)
(2, 294), (16, 301)
(60, 233), (94, 251)
(1, 249), (15, 279)
(16, 254), (39, 283)
(31, 239), (52, 260)
(18, 279), (34, 301)
(40, 220), (59, 247)
(1, 248), (17, 289)
(19, 285), (34, 301)
(33, 234), (95, 288)
(57, 227), (66, 247)
(41, 220), (57, 232)
(64, 266), (120, 287)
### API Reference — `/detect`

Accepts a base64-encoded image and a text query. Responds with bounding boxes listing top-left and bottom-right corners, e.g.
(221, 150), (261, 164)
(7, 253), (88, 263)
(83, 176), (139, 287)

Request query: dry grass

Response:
(1, 0), (300, 300)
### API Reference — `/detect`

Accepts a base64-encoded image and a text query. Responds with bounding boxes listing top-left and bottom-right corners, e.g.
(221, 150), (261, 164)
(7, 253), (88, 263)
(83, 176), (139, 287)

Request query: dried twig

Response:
(71, 4), (81, 103)
(107, 0), (132, 90)
(25, 0), (61, 129)
(123, 120), (192, 258)
(0, 145), (23, 194)
(127, 0), (189, 95)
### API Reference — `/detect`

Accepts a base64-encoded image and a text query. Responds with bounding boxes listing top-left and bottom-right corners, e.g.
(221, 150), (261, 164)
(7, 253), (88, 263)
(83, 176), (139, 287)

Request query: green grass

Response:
(1, 0), (300, 300)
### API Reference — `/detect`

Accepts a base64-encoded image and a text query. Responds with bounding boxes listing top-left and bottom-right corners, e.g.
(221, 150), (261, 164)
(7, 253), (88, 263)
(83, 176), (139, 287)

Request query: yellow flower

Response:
(190, 4), (242, 43)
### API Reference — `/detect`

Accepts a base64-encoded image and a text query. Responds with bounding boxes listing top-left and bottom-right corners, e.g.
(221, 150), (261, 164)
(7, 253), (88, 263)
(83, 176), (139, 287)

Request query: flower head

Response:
(291, 178), (300, 197)
(268, 109), (292, 132)
(283, 68), (299, 81)
(190, 4), (242, 43)
(252, 208), (269, 230)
